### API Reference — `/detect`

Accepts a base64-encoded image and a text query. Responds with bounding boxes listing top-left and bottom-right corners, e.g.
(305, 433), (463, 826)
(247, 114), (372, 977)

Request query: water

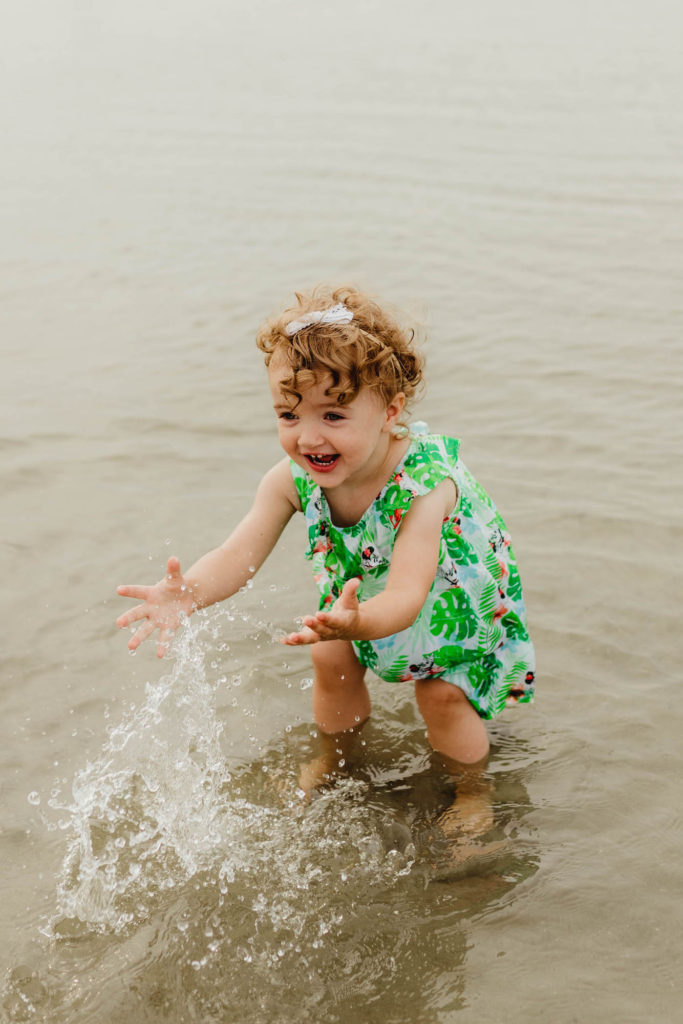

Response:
(6, 609), (538, 1023)
(2, 0), (682, 1020)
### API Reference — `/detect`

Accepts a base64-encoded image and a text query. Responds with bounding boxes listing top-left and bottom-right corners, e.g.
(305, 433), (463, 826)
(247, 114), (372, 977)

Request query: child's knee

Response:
(415, 679), (472, 715)
(310, 639), (364, 685)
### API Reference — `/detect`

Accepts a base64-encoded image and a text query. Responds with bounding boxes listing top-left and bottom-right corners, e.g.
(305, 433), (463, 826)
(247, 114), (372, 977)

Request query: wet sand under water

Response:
(2, 1), (683, 1021)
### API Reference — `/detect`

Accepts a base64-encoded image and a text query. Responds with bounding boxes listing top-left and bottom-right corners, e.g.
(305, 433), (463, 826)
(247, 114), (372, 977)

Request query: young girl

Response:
(116, 286), (535, 788)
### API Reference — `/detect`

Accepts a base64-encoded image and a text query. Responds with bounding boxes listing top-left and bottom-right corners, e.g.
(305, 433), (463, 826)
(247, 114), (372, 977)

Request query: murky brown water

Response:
(2, 1), (682, 1021)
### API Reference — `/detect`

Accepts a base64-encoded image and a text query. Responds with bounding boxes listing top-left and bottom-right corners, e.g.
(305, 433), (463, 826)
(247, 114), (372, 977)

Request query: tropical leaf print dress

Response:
(290, 425), (535, 719)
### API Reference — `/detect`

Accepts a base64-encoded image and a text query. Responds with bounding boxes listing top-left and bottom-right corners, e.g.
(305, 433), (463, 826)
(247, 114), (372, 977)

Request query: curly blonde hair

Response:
(256, 285), (424, 409)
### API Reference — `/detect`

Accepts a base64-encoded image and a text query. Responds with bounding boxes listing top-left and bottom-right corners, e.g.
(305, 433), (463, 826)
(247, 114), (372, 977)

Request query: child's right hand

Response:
(116, 556), (195, 658)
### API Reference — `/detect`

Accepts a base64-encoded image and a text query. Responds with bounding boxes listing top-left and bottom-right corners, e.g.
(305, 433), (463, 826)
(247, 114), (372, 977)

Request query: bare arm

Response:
(281, 478), (456, 645)
(117, 459), (298, 656)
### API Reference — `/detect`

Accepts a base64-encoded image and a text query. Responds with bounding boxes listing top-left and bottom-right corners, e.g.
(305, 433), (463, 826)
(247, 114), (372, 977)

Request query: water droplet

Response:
(27, 791), (40, 806)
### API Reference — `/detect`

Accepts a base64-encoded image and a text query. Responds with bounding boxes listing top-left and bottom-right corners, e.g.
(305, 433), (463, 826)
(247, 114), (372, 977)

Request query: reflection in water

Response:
(3, 611), (538, 1023)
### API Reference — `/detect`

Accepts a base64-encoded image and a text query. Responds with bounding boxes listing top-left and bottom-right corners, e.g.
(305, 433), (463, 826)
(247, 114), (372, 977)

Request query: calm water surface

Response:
(2, 1), (682, 1021)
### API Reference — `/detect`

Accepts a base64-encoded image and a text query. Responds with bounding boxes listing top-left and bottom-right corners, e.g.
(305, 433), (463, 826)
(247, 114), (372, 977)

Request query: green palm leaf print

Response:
(382, 655), (410, 683)
(484, 547), (503, 581)
(478, 579), (498, 619)
(506, 560), (523, 602)
(382, 483), (412, 515)
(444, 532), (478, 566)
(433, 644), (477, 669)
(354, 640), (379, 671)
(466, 653), (500, 697)
(430, 589), (479, 641)
(499, 610), (529, 642)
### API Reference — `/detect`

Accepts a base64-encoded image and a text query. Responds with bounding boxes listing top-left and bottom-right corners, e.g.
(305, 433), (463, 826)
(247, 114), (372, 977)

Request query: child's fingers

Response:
(116, 605), (148, 629)
(338, 578), (361, 608)
(165, 557), (183, 580)
(309, 616), (340, 639)
(157, 627), (175, 658)
(280, 626), (320, 645)
(117, 584), (150, 600)
(305, 614), (340, 639)
(128, 620), (156, 651)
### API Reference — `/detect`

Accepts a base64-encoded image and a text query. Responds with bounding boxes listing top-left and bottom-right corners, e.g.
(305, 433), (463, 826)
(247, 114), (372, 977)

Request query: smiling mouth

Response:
(304, 453), (340, 471)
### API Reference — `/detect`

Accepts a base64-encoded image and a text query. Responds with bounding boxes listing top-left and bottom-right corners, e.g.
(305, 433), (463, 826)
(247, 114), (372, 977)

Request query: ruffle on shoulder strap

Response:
(400, 433), (460, 498)
(376, 433), (460, 534)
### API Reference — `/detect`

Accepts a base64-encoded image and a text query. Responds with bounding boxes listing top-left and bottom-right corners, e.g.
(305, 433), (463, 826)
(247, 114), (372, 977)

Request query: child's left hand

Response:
(281, 578), (361, 645)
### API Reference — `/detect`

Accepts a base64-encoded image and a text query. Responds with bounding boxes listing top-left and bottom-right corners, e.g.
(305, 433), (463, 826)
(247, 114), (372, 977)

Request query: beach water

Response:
(2, 1), (682, 1021)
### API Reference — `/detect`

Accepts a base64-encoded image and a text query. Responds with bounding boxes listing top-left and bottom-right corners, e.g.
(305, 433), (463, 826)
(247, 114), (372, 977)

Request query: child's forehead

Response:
(267, 359), (386, 413)
(268, 358), (331, 394)
(270, 376), (341, 408)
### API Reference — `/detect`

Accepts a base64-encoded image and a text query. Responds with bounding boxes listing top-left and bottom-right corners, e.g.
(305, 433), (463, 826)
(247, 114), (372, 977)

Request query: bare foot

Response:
(433, 783), (505, 872)
(437, 791), (495, 841)
(297, 724), (365, 800)
(297, 753), (347, 799)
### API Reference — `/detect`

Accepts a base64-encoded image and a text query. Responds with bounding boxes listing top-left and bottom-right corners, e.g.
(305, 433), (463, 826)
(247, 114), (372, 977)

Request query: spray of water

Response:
(46, 607), (416, 942)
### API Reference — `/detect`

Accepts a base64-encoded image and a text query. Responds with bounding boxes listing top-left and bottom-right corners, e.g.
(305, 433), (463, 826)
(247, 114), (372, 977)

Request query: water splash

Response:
(47, 610), (238, 933)
(46, 607), (416, 941)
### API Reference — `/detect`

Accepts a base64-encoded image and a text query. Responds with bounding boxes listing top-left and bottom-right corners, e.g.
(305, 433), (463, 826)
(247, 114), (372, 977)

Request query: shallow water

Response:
(2, 1), (682, 1021)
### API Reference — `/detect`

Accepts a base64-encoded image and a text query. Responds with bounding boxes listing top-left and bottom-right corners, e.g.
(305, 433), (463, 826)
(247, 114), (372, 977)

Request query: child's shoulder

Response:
(258, 457), (302, 512)
(402, 424), (460, 482)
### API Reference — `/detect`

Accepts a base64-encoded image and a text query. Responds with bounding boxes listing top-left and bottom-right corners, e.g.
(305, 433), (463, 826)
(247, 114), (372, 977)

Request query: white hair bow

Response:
(285, 302), (354, 337)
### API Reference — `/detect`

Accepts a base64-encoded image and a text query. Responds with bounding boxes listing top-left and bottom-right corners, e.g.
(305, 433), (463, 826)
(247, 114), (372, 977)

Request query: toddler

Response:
(117, 286), (535, 793)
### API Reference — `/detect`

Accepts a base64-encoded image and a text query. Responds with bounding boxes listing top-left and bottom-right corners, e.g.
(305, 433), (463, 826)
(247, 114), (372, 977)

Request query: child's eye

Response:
(278, 411), (297, 421)
(325, 412), (345, 422)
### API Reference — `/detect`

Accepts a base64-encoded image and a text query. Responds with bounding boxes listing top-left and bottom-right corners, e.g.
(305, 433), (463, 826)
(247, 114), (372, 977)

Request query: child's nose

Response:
(298, 420), (324, 448)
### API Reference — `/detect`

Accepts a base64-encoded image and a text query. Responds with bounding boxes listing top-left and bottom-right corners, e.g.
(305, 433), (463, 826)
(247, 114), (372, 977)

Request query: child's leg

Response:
(413, 678), (489, 764)
(299, 640), (369, 795)
(414, 679), (494, 841)
(311, 639), (370, 733)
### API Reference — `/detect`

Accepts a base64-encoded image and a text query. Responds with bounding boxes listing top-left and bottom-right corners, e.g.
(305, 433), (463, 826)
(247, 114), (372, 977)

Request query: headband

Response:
(285, 302), (354, 337)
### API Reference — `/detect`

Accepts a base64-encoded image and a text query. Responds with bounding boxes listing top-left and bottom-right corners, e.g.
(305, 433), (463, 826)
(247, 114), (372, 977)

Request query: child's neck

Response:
(323, 433), (410, 528)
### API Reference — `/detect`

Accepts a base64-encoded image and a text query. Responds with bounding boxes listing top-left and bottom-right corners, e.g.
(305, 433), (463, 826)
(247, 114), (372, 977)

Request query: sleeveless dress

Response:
(289, 424), (535, 719)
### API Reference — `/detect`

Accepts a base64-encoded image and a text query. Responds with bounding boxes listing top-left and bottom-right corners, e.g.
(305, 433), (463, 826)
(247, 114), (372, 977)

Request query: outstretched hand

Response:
(116, 556), (195, 658)
(281, 578), (362, 645)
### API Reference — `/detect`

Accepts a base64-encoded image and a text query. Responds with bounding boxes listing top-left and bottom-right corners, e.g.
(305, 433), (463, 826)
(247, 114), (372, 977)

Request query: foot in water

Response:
(297, 722), (366, 800)
(297, 752), (348, 798)
(432, 764), (508, 870)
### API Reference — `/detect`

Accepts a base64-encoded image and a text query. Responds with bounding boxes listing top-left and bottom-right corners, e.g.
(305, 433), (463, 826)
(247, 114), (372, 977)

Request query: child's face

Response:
(268, 357), (404, 488)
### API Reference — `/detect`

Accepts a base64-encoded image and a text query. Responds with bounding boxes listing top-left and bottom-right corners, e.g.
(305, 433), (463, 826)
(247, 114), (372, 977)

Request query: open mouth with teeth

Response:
(304, 453), (340, 472)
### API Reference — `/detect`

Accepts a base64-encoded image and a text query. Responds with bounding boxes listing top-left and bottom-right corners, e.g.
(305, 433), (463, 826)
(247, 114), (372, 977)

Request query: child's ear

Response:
(384, 392), (405, 430)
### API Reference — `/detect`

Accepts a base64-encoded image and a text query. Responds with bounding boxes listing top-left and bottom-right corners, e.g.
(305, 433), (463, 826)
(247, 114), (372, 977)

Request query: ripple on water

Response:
(2, 607), (540, 1023)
